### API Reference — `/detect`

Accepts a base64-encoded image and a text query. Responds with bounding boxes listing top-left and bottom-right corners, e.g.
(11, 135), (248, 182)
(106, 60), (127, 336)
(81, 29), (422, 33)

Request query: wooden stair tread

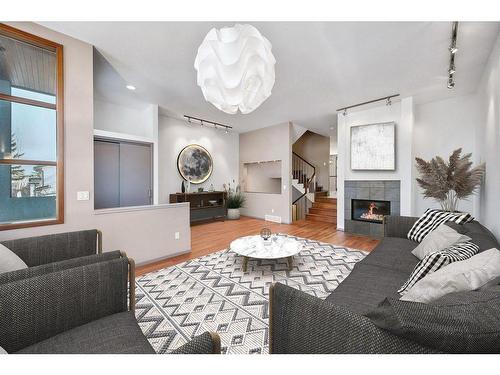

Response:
(306, 213), (337, 224)
(313, 201), (337, 209)
(316, 197), (337, 202)
(309, 207), (337, 217)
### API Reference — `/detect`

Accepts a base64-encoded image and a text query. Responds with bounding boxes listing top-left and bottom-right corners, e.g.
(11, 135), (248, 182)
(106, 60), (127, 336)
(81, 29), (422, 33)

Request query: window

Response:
(0, 24), (64, 230)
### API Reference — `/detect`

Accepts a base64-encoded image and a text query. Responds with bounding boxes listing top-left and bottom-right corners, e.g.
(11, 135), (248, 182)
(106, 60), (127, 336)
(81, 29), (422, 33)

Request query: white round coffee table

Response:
(230, 234), (303, 272)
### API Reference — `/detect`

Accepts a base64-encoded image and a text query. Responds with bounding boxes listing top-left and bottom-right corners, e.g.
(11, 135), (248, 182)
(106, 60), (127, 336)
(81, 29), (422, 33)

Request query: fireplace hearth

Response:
(351, 199), (391, 224)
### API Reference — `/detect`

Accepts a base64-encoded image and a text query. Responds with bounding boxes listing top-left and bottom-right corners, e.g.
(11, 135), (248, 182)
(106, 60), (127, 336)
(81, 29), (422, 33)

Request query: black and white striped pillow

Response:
(407, 209), (474, 243)
(398, 241), (480, 295)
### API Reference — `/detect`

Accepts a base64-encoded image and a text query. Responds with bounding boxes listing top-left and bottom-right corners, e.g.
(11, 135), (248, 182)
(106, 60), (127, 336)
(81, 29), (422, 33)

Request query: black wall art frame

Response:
(177, 144), (213, 184)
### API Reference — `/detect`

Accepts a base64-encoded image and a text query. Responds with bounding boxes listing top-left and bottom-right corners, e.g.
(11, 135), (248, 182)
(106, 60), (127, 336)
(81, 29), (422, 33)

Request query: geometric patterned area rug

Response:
(135, 234), (367, 354)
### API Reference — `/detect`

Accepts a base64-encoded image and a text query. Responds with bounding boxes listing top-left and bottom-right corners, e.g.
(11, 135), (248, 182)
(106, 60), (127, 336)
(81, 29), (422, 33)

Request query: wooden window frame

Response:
(0, 23), (64, 231)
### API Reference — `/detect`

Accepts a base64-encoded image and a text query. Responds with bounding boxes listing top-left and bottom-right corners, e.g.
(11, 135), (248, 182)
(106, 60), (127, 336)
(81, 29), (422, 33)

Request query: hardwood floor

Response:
(135, 216), (380, 276)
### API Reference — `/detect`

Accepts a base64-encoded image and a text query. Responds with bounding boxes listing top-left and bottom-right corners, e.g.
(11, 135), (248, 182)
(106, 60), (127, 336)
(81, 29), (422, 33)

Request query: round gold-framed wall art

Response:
(176, 144), (213, 184)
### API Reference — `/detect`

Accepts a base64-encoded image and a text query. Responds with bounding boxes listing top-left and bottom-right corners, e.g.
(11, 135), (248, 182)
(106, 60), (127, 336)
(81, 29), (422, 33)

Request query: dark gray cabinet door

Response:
(94, 140), (120, 209)
(94, 139), (152, 209)
(119, 142), (152, 207)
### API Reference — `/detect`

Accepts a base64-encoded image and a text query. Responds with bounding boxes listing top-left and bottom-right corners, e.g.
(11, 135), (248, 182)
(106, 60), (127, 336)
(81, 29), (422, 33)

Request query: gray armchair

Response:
(0, 251), (220, 354)
(0, 229), (102, 268)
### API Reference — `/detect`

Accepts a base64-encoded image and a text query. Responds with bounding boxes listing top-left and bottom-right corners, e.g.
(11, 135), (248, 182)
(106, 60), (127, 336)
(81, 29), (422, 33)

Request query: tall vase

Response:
(181, 180), (185, 193)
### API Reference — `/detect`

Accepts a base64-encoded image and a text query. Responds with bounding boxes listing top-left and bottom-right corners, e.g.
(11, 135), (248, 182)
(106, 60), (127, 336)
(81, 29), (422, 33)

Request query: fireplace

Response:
(351, 199), (391, 224)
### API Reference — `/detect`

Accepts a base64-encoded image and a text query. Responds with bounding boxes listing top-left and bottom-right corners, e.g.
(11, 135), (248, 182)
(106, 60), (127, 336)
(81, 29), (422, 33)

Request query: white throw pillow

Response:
(401, 248), (500, 303)
(0, 345), (7, 354)
(411, 223), (471, 260)
(0, 243), (28, 274)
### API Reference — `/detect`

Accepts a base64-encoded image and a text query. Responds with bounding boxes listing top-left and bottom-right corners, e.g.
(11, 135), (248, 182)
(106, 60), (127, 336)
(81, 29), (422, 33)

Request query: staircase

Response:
(292, 153), (337, 224)
(306, 196), (337, 224)
(292, 152), (316, 221)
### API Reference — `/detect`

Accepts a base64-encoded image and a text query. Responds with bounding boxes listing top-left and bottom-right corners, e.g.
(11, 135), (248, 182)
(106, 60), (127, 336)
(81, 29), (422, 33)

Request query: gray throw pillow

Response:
(401, 248), (500, 303)
(365, 290), (500, 353)
(412, 223), (470, 260)
(0, 243), (28, 274)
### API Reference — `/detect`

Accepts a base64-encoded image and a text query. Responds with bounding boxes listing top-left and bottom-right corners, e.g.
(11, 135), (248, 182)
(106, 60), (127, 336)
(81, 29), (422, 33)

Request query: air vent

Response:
(265, 215), (282, 224)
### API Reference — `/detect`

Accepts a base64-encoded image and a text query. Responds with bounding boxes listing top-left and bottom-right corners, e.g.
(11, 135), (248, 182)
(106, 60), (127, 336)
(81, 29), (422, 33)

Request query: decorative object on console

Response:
(350, 122), (395, 170)
(177, 144), (213, 184)
(415, 148), (485, 212)
(181, 180), (185, 193)
(194, 24), (276, 114)
(225, 181), (246, 220)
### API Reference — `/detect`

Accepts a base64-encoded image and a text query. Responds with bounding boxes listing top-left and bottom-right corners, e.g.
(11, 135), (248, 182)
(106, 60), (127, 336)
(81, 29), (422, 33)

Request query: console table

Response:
(169, 191), (227, 225)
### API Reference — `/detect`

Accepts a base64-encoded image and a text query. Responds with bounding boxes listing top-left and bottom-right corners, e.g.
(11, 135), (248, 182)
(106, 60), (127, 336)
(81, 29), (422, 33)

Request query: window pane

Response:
(0, 164), (57, 224)
(0, 99), (56, 161)
(0, 34), (57, 103)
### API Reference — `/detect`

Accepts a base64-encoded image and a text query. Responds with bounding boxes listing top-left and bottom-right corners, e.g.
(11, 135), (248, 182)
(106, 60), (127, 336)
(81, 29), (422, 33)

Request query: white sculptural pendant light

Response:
(194, 24), (276, 115)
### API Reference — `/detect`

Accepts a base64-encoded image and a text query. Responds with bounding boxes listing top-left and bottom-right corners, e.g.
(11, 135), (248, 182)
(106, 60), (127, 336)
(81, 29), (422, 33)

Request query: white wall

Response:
(94, 99), (156, 139)
(0, 22), (190, 265)
(330, 131), (338, 155)
(476, 33), (500, 239)
(158, 115), (239, 202)
(239, 122), (292, 224)
(413, 94), (479, 216)
(337, 98), (415, 229)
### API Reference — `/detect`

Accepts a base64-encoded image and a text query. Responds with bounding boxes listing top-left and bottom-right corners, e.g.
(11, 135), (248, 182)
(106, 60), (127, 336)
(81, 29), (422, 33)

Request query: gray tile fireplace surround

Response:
(344, 180), (401, 238)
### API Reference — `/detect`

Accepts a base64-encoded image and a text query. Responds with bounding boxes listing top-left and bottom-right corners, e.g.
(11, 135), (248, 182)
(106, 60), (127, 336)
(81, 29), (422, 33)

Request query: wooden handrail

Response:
(292, 152), (315, 170)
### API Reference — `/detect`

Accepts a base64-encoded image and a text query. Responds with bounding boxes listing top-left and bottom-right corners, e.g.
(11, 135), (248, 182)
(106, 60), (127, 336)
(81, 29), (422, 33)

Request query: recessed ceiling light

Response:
(126, 85), (136, 91)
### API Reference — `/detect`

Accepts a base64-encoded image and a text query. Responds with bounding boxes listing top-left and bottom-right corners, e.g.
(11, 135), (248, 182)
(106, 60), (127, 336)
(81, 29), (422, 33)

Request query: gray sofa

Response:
(269, 215), (500, 354)
(0, 231), (220, 354)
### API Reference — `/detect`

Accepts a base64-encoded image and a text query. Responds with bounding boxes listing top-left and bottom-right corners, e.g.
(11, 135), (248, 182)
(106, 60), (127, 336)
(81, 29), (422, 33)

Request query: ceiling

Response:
(41, 22), (500, 135)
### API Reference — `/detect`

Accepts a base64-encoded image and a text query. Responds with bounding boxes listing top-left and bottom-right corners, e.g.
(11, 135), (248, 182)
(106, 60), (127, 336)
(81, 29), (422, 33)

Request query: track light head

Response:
(386, 97), (392, 106)
(225, 128), (229, 134)
(447, 79), (455, 89)
(449, 46), (458, 54)
(448, 66), (456, 75)
(343, 108), (347, 116)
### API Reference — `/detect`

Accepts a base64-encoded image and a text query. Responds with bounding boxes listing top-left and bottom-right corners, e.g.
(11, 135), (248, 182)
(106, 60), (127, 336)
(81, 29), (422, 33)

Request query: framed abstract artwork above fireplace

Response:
(350, 122), (396, 171)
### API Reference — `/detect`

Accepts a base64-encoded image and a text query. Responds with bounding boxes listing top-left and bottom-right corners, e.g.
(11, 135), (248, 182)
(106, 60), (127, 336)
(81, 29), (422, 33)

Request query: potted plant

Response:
(224, 181), (246, 220)
(415, 148), (485, 212)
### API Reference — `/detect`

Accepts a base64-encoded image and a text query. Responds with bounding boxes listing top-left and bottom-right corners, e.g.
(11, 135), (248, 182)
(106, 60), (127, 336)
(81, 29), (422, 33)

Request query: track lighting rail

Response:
(184, 115), (233, 132)
(336, 94), (400, 115)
